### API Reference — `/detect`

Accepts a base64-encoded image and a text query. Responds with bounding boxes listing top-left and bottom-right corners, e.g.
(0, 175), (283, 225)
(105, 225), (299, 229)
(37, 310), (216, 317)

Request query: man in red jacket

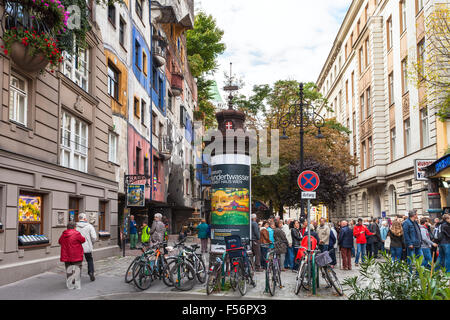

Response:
(59, 221), (86, 289)
(353, 218), (374, 266)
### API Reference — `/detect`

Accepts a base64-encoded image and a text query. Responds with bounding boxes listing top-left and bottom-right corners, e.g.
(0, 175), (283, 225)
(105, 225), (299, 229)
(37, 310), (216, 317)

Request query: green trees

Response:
(186, 12), (226, 128)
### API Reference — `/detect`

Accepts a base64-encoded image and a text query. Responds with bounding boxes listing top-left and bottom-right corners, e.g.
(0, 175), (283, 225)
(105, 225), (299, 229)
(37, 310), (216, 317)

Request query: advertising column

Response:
(210, 154), (251, 252)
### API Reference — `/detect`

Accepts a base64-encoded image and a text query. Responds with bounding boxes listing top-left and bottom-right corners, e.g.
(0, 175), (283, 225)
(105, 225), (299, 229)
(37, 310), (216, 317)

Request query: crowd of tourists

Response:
(250, 211), (450, 273)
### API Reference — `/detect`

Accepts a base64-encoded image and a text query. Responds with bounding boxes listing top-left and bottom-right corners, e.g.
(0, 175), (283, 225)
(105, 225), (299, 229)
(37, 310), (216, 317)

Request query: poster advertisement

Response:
(18, 195), (42, 222)
(126, 184), (145, 207)
(210, 161), (251, 252)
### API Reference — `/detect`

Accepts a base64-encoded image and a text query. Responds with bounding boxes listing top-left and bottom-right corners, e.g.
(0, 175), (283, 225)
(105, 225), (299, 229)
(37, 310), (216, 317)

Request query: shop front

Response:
(424, 154), (450, 218)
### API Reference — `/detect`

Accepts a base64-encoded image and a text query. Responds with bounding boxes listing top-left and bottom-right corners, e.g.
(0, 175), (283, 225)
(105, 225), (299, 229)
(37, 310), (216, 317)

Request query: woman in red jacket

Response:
(353, 218), (374, 266)
(59, 221), (86, 289)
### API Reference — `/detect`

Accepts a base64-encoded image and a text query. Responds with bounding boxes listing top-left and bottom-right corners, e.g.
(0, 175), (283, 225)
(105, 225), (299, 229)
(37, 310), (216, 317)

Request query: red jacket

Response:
(58, 229), (86, 262)
(353, 224), (374, 244)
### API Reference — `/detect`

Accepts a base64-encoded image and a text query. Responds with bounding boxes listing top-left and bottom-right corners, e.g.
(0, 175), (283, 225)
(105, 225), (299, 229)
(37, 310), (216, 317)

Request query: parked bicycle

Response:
(206, 235), (256, 296)
(262, 243), (282, 296)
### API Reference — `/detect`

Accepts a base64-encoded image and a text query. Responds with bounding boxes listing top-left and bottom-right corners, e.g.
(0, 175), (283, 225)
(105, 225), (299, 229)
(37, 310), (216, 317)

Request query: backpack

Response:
(434, 224), (443, 243)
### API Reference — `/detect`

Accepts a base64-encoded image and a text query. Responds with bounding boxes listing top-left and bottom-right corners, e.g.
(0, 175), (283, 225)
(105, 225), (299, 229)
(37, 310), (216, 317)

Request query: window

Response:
(401, 58), (408, 94)
(60, 111), (88, 172)
(404, 118), (411, 155)
(368, 137), (373, 167)
(142, 51), (148, 76)
(119, 18), (126, 46)
(158, 78), (164, 107)
(152, 67), (158, 90)
(352, 111), (356, 136)
(366, 87), (371, 118)
(167, 93), (173, 111)
(108, 132), (118, 163)
(362, 193), (368, 216)
(365, 4), (369, 22)
(18, 192), (44, 237)
(134, 40), (141, 70)
(365, 38), (370, 67)
(360, 94), (365, 121)
(417, 0), (424, 13)
(351, 72), (354, 96)
(391, 127), (396, 160)
(9, 73), (27, 126)
(152, 112), (157, 135)
(185, 178), (190, 195)
(387, 17), (393, 50)
(136, 147), (141, 174)
(388, 72), (395, 105)
(69, 197), (80, 222)
(421, 108), (429, 147)
(417, 39), (425, 81)
(400, 0), (407, 34)
(134, 97), (140, 118)
(144, 157), (149, 175)
(99, 201), (107, 232)
(359, 47), (364, 73)
(135, 0), (143, 19)
(141, 99), (146, 125)
(389, 186), (398, 215)
(63, 46), (89, 91)
(108, 5), (116, 26)
(361, 141), (366, 170)
(345, 80), (349, 104)
(153, 156), (159, 182)
(107, 63), (119, 100)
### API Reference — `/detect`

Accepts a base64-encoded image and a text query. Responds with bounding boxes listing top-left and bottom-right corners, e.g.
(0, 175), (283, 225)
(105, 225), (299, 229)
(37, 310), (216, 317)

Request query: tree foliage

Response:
(186, 12), (226, 129)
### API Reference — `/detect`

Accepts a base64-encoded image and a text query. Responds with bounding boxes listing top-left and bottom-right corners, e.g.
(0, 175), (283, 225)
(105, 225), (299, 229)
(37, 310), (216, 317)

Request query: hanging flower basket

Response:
(2, 28), (63, 73)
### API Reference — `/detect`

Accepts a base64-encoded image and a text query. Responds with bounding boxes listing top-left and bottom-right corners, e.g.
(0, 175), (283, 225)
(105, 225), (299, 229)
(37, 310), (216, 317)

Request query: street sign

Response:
(414, 159), (434, 181)
(298, 171), (320, 192)
(302, 192), (316, 199)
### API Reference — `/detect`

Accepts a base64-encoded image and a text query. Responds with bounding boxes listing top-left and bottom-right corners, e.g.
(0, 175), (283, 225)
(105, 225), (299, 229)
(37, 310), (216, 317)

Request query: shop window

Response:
(18, 192), (44, 237)
(69, 197), (80, 222)
(99, 201), (107, 232)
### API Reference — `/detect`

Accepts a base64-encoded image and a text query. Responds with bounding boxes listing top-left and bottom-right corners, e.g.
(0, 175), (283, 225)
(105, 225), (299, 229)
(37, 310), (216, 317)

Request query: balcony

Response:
(152, 34), (167, 68)
(171, 72), (184, 96)
(158, 135), (173, 161)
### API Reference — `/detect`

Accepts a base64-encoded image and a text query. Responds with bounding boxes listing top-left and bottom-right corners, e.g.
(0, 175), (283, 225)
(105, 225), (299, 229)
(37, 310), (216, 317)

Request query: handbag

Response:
(384, 235), (391, 249)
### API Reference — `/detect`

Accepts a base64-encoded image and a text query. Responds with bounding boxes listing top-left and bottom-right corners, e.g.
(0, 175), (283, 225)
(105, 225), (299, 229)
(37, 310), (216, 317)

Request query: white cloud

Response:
(196, 0), (351, 98)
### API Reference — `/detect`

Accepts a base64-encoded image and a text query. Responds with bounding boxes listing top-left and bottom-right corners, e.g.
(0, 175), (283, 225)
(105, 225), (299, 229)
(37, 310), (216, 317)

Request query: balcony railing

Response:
(158, 135), (173, 161)
(1, 1), (55, 35)
(171, 72), (183, 96)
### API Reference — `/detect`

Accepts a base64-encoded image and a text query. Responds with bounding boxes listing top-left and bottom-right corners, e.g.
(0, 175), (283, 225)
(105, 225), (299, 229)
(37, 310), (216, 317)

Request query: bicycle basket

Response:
(315, 251), (332, 267)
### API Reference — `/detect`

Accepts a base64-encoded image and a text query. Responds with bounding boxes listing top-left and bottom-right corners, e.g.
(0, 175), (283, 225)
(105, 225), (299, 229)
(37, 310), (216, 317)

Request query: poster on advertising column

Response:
(210, 155), (251, 252)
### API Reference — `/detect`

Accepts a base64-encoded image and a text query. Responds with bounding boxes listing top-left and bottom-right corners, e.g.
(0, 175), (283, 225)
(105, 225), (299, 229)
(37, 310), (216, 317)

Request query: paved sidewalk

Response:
(0, 244), (361, 300)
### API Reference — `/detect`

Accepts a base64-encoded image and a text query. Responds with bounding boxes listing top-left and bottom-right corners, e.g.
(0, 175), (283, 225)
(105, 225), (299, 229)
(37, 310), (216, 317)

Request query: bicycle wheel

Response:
(320, 267), (332, 288)
(206, 263), (221, 295)
(132, 261), (153, 290)
(196, 256), (207, 284)
(275, 258), (282, 289)
(299, 261), (311, 291)
(266, 261), (276, 296)
(162, 257), (177, 287)
(229, 262), (238, 291)
(170, 260), (196, 291)
(294, 260), (304, 295)
(237, 263), (247, 296)
(324, 265), (344, 296)
(247, 258), (256, 287)
(125, 256), (139, 283)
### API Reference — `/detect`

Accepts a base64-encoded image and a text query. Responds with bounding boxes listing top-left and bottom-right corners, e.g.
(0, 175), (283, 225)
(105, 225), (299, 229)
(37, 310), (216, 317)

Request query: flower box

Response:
(9, 41), (49, 73)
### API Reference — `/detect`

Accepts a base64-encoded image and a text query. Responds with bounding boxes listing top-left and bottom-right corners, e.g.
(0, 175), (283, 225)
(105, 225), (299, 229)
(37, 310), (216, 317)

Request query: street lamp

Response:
(278, 83), (325, 256)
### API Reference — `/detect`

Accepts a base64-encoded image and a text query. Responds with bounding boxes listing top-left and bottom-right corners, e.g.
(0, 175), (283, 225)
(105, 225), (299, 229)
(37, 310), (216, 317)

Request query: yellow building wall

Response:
(105, 50), (128, 118)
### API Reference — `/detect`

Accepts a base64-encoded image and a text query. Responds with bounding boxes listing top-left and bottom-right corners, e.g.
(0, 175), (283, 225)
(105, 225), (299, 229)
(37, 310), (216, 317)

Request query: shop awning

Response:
(425, 153), (450, 178)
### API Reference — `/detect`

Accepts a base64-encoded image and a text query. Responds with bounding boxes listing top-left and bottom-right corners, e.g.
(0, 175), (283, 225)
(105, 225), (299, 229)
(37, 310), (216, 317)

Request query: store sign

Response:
(126, 185), (145, 207)
(414, 159), (435, 181)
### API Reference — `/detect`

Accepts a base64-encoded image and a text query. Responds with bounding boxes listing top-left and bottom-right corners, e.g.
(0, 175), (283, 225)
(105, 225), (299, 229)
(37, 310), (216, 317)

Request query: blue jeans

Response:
(391, 246), (402, 262)
(351, 247), (355, 257)
(422, 248), (432, 268)
(261, 246), (268, 269)
(407, 247), (423, 268)
(285, 246), (294, 269)
(355, 243), (366, 264)
(437, 243), (450, 272)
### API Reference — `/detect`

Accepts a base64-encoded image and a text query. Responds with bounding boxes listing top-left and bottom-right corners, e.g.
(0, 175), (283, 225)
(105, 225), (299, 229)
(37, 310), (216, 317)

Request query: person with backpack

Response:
(419, 218), (438, 268)
(436, 214), (450, 272)
(141, 220), (151, 246)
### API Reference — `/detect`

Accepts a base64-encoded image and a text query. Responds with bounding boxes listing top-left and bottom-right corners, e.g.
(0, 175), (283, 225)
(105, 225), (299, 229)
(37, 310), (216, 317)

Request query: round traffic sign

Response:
(298, 171), (320, 192)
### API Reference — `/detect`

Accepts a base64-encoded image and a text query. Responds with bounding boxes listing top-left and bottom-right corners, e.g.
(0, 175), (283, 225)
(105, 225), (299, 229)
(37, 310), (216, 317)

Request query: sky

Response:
(196, 0), (351, 99)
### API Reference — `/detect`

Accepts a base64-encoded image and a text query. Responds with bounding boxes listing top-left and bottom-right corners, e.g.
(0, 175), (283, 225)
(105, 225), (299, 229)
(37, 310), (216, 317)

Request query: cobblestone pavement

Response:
(0, 244), (362, 300)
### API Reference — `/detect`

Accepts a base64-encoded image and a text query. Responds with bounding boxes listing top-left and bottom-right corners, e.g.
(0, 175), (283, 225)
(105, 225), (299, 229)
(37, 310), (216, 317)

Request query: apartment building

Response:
(0, 2), (119, 285)
(316, 0), (440, 221)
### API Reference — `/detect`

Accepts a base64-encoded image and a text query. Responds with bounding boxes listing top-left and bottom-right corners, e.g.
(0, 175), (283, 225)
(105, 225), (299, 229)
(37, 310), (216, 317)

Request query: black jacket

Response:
(251, 221), (260, 241)
(367, 223), (381, 244)
(291, 228), (302, 247)
(439, 221), (450, 244)
(388, 230), (405, 248)
(338, 226), (354, 248)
